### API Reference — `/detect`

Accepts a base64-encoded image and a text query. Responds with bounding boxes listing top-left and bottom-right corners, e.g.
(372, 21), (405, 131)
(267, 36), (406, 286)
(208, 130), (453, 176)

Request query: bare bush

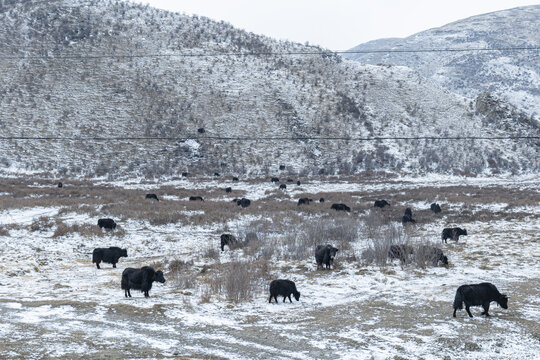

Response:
(30, 216), (54, 232)
(224, 260), (256, 303)
(361, 222), (406, 267)
(52, 221), (125, 238)
(0, 226), (9, 237)
(203, 246), (220, 260)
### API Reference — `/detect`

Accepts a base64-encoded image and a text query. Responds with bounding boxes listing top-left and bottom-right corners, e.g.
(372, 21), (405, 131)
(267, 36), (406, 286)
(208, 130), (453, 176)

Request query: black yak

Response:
(98, 218), (116, 230)
(121, 266), (166, 298)
(271, 177), (279, 183)
(232, 177), (239, 181)
(145, 193), (159, 201)
(402, 208), (416, 225)
(296, 181), (301, 186)
(315, 244), (339, 269)
(287, 179), (294, 183)
(236, 198), (251, 208)
(388, 244), (414, 261)
(92, 247), (128, 269)
(279, 184), (287, 190)
(269, 279), (300, 303)
(297, 198), (312, 206)
(57, 182), (63, 188)
(442, 227), (467, 243)
(182, 172), (188, 177)
(453, 283), (508, 318)
(417, 245), (449, 266)
(279, 165), (286, 170)
(220, 234), (237, 251)
(331, 203), (350, 212)
(197, 128), (205, 133)
(431, 203), (442, 213)
(225, 187), (232, 193)
(319, 198), (325, 203)
(189, 196), (204, 201)
(374, 200), (390, 208)
(214, 172), (220, 177)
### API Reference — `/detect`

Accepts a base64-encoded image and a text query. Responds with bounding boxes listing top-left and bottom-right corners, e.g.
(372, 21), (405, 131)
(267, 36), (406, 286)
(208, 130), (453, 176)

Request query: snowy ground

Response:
(0, 176), (538, 359)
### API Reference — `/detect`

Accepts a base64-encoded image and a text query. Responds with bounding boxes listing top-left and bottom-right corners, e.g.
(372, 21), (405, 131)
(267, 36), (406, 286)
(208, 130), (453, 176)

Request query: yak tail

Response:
(453, 288), (463, 310)
(121, 274), (129, 290)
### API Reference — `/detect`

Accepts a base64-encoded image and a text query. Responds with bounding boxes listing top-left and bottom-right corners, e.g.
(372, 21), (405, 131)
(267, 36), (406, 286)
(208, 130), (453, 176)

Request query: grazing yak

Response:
(402, 208), (416, 225)
(374, 200), (390, 208)
(197, 128), (205, 133)
(287, 179), (294, 183)
(92, 247), (128, 269)
(331, 203), (350, 212)
(214, 172), (220, 177)
(225, 187), (232, 193)
(279, 184), (287, 190)
(453, 283), (508, 318)
(121, 266), (166, 298)
(319, 198), (325, 203)
(388, 244), (414, 261)
(279, 165), (286, 170)
(417, 245), (449, 266)
(98, 218), (116, 230)
(189, 196), (204, 201)
(269, 279), (301, 303)
(220, 234), (237, 251)
(271, 177), (279, 183)
(296, 181), (301, 186)
(315, 244), (339, 269)
(431, 203), (442, 213)
(145, 193), (159, 201)
(57, 182), (63, 188)
(236, 198), (251, 208)
(297, 198), (313, 206)
(182, 172), (188, 177)
(442, 227), (468, 243)
(232, 177), (239, 181)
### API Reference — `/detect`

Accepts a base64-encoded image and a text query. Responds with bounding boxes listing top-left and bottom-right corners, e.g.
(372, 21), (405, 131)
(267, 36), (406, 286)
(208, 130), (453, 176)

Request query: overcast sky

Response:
(127, 0), (539, 50)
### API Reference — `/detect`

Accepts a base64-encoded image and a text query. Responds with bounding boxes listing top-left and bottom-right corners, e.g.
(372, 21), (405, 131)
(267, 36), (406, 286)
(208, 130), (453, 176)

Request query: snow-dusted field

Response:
(0, 176), (538, 359)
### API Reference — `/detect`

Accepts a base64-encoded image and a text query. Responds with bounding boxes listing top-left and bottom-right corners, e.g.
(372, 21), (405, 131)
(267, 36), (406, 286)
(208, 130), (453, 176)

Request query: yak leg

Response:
(112, 263), (116, 268)
(96, 262), (101, 269)
(288, 295), (293, 303)
(453, 308), (457, 317)
(481, 302), (490, 316)
(465, 305), (473, 318)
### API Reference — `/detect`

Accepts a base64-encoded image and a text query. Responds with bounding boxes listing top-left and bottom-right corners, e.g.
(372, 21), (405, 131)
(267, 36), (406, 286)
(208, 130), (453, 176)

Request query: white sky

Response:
(127, 0), (540, 50)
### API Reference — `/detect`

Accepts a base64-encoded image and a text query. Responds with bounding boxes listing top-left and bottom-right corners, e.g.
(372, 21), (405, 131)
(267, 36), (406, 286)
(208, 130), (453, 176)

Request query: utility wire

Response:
(0, 46), (539, 60)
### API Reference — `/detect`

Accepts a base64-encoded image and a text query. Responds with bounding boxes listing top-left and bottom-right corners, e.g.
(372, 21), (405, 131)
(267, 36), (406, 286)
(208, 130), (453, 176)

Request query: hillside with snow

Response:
(0, 0), (538, 178)
(345, 6), (540, 122)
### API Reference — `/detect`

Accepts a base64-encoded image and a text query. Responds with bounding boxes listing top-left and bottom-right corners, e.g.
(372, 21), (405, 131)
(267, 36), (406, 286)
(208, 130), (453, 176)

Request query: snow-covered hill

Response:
(345, 6), (540, 122)
(0, 0), (538, 178)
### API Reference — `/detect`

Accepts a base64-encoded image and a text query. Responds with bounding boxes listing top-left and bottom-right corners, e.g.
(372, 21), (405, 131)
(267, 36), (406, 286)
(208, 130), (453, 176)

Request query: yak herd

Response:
(84, 176), (506, 318)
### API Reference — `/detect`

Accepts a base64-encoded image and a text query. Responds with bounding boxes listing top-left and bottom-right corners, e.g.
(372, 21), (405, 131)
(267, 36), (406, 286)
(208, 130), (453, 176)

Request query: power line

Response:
(1, 46), (539, 60)
(0, 136), (537, 141)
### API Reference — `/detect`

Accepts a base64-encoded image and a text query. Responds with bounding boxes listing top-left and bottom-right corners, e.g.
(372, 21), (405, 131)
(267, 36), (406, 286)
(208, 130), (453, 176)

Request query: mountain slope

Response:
(344, 6), (540, 121)
(0, 0), (538, 177)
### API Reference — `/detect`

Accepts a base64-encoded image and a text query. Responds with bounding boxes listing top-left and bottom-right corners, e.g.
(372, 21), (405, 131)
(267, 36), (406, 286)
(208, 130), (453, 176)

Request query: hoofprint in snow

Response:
(0, 176), (538, 359)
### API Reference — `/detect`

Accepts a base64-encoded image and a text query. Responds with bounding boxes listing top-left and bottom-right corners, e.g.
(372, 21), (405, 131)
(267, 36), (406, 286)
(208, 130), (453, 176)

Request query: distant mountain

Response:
(344, 6), (540, 121)
(0, 0), (538, 178)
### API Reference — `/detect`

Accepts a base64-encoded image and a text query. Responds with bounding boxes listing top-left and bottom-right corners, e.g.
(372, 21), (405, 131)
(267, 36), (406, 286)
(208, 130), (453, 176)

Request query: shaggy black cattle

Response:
(388, 244), (414, 261)
(220, 234), (237, 251)
(297, 198), (313, 206)
(279, 184), (287, 190)
(453, 283), (508, 318)
(296, 181), (301, 186)
(287, 179), (294, 183)
(98, 218), (116, 230)
(374, 200), (390, 208)
(57, 182), (63, 188)
(182, 172), (188, 177)
(271, 177), (279, 183)
(225, 187), (232, 193)
(145, 193), (159, 201)
(236, 198), (251, 208)
(214, 172), (220, 177)
(315, 244), (339, 269)
(92, 247), (128, 269)
(268, 279), (301, 303)
(189, 196), (204, 201)
(122, 266), (166, 298)
(279, 165), (286, 170)
(197, 128), (205, 133)
(232, 177), (239, 181)
(431, 203), (442, 213)
(417, 245), (449, 266)
(402, 208), (416, 225)
(331, 203), (350, 212)
(319, 198), (325, 203)
(442, 227), (468, 243)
